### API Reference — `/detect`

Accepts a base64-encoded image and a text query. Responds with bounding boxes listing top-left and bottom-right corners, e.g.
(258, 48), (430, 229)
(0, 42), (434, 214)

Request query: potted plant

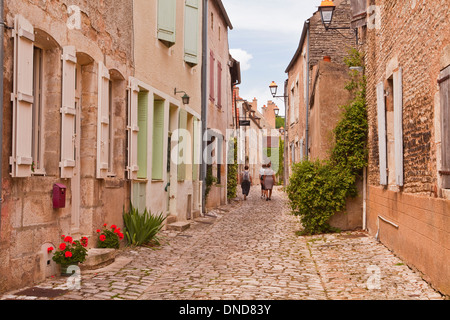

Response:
(96, 224), (124, 249)
(50, 235), (89, 276)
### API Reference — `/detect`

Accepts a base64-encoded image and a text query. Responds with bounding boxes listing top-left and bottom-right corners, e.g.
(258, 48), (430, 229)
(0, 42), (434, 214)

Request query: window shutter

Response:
(184, 0), (199, 65)
(178, 109), (188, 181)
(439, 66), (450, 188)
(209, 51), (215, 101)
(137, 92), (148, 179)
(97, 61), (110, 179)
(393, 68), (404, 186)
(127, 78), (140, 180)
(152, 101), (165, 180)
(192, 117), (200, 180)
(217, 62), (222, 107)
(377, 82), (388, 186)
(157, 0), (176, 46)
(11, 15), (34, 178)
(60, 46), (77, 179)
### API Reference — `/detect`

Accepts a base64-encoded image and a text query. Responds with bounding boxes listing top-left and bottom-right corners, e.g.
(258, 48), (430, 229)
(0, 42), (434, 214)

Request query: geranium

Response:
(52, 235), (88, 265)
(97, 224), (122, 249)
(47, 247), (54, 253)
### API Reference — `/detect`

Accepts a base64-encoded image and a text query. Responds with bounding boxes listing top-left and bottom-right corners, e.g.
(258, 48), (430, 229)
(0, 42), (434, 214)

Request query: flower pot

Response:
(60, 264), (79, 277)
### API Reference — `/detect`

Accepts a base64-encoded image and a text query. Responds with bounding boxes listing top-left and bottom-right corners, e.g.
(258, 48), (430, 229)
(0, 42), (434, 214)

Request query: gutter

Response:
(200, 0), (208, 214)
(305, 20), (310, 160)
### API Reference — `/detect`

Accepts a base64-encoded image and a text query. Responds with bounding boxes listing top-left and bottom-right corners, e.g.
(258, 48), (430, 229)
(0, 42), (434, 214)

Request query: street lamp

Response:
(269, 81), (278, 97)
(318, 0), (336, 30)
(274, 107), (280, 116)
(174, 88), (190, 105)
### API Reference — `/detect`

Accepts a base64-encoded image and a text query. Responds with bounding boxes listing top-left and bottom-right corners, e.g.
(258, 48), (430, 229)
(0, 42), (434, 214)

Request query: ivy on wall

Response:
(287, 49), (368, 235)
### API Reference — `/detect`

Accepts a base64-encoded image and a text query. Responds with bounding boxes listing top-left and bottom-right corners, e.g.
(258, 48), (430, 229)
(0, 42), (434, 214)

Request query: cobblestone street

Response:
(0, 187), (444, 301)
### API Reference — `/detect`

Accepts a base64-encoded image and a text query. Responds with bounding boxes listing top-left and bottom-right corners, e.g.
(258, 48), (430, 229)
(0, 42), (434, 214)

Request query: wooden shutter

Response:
(137, 92), (148, 179)
(11, 15), (34, 178)
(377, 82), (388, 186)
(393, 68), (404, 186)
(217, 62), (222, 107)
(60, 46), (77, 179)
(97, 61), (110, 179)
(157, 0), (176, 46)
(439, 66), (450, 188)
(184, 0), (199, 65)
(127, 78), (140, 180)
(178, 109), (188, 181)
(209, 51), (215, 101)
(152, 101), (165, 180)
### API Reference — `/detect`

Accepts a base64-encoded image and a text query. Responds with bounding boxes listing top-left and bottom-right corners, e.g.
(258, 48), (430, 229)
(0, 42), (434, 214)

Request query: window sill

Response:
(32, 170), (47, 177)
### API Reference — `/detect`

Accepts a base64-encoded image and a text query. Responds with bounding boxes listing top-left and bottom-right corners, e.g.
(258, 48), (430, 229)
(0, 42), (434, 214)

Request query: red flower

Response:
(99, 235), (106, 242)
(118, 233), (124, 240)
(81, 237), (89, 247)
(96, 229), (101, 233)
(61, 235), (65, 239)
(111, 225), (117, 230)
(103, 223), (107, 227)
(64, 236), (73, 243)
(47, 247), (54, 253)
(65, 251), (73, 258)
(59, 243), (66, 250)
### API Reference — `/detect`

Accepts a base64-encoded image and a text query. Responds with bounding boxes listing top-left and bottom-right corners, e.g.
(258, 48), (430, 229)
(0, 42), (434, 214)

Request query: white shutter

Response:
(393, 68), (404, 186)
(60, 46), (77, 179)
(127, 78), (140, 180)
(11, 15), (34, 177)
(97, 61), (110, 179)
(377, 82), (388, 186)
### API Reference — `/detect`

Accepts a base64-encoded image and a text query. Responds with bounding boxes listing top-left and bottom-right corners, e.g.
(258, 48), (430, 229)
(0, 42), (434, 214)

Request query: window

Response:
(439, 65), (450, 188)
(157, 0), (176, 47)
(32, 46), (44, 173)
(137, 91), (149, 179)
(217, 62), (222, 108)
(209, 51), (215, 102)
(152, 99), (165, 180)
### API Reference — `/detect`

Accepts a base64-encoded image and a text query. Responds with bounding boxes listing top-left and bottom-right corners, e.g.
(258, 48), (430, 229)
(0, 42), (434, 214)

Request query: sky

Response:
(222, 0), (319, 116)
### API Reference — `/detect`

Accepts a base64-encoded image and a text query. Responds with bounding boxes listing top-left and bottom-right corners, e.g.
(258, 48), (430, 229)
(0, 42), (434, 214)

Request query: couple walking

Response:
(240, 163), (276, 201)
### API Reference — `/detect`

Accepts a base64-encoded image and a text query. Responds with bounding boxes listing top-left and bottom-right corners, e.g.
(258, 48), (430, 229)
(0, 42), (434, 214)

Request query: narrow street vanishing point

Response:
(0, 187), (443, 301)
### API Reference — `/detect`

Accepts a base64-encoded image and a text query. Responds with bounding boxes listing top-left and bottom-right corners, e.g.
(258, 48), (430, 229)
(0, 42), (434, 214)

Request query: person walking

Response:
(259, 164), (266, 199)
(263, 162), (276, 201)
(240, 165), (252, 200)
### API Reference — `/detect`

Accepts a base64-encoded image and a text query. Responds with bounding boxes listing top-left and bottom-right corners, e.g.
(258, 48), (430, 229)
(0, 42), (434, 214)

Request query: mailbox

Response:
(53, 183), (67, 209)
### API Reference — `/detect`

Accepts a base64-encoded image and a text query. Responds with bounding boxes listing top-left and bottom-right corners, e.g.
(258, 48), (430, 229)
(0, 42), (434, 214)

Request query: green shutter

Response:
(158, 0), (176, 46)
(137, 92), (148, 179)
(184, 0), (199, 65)
(192, 117), (199, 180)
(152, 100), (165, 180)
(178, 109), (188, 181)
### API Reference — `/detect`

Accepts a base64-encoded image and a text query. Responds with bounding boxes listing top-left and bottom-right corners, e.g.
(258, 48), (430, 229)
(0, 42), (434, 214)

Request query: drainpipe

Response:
(0, 0), (5, 234)
(200, 0), (208, 214)
(305, 20), (310, 160)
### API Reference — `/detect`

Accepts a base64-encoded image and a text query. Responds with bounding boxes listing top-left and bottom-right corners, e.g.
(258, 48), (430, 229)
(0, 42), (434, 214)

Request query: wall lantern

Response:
(274, 107), (280, 116)
(269, 81), (278, 97)
(318, 0), (336, 30)
(174, 88), (190, 105)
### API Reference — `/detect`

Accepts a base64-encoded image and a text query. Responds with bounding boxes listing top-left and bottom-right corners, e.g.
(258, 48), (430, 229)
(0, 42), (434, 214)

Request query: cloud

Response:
(229, 48), (253, 71)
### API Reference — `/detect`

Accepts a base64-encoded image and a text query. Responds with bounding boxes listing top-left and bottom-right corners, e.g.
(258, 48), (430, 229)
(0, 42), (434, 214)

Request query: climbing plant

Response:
(287, 48), (368, 235)
(227, 138), (238, 200)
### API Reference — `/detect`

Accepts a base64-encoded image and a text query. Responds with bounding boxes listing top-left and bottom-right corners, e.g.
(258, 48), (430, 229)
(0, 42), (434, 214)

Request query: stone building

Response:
(349, 0), (450, 296)
(1, 0), (134, 292)
(205, 0), (235, 209)
(285, 0), (354, 174)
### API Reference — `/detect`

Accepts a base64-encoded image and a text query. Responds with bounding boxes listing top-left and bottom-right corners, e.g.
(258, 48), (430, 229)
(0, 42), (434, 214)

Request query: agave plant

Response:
(123, 203), (167, 246)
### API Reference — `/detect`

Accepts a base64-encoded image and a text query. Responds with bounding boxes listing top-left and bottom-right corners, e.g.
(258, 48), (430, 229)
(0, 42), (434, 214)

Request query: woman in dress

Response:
(263, 162), (276, 201)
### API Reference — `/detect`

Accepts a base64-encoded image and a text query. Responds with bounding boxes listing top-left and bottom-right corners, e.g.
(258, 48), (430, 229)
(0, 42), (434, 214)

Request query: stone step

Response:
(166, 221), (191, 232)
(81, 248), (116, 271)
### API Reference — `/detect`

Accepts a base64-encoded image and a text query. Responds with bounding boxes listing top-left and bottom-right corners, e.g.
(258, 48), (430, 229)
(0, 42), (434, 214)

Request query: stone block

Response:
(81, 248), (116, 271)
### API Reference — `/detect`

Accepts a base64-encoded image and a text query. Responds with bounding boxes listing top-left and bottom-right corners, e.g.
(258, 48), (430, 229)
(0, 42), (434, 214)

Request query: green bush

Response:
(227, 138), (238, 199)
(123, 204), (167, 246)
(287, 48), (367, 235)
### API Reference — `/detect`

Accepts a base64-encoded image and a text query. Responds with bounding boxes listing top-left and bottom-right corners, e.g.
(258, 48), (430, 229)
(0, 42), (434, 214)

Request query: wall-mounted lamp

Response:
(318, 0), (359, 45)
(174, 88), (190, 105)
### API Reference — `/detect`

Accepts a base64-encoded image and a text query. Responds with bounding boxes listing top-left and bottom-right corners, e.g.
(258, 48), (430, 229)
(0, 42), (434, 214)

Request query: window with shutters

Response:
(210, 51), (215, 102)
(157, 0), (176, 47)
(184, 0), (199, 66)
(217, 62), (222, 108)
(439, 65), (450, 188)
(152, 99), (165, 180)
(137, 91), (149, 179)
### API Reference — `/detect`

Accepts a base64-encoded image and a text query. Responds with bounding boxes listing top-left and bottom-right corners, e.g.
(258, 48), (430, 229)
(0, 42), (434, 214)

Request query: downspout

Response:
(283, 79), (288, 187)
(200, 0), (208, 214)
(305, 20), (310, 161)
(0, 0), (5, 234)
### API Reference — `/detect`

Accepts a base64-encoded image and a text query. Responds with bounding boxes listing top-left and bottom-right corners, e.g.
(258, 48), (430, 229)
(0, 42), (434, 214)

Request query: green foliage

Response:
(123, 203), (167, 247)
(97, 224), (122, 249)
(287, 49), (367, 235)
(277, 138), (284, 184)
(227, 138), (238, 199)
(275, 116), (285, 129)
(51, 236), (88, 265)
(205, 165), (217, 200)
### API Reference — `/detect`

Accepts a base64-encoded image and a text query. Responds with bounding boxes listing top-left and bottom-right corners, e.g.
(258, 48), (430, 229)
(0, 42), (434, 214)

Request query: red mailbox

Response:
(53, 183), (67, 209)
